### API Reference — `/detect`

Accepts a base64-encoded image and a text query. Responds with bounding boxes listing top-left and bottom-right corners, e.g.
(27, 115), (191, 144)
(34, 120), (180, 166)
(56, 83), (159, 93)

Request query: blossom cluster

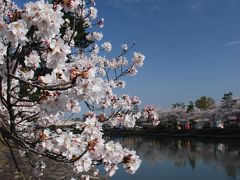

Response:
(0, 0), (144, 178)
(143, 105), (160, 126)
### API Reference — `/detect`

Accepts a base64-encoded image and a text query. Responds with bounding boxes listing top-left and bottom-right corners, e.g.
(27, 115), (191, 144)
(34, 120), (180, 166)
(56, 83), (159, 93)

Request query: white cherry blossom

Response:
(0, 0), (144, 178)
(5, 19), (28, 47)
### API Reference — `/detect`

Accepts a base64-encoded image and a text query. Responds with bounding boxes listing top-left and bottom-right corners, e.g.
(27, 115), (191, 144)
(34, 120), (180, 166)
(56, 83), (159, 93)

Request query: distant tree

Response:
(222, 92), (233, 101)
(186, 101), (194, 113)
(172, 102), (185, 110)
(195, 96), (215, 110)
(167, 115), (178, 129)
(142, 105), (160, 127)
(221, 92), (236, 109)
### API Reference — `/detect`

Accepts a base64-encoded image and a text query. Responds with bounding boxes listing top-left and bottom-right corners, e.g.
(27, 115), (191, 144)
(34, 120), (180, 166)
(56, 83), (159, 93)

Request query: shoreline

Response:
(104, 128), (240, 139)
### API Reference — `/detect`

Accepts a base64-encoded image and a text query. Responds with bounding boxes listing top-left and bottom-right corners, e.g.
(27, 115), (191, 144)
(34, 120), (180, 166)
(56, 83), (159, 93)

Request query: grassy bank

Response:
(104, 128), (240, 139)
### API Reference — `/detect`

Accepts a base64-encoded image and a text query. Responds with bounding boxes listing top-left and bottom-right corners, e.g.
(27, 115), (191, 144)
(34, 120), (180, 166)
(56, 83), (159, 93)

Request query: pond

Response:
(1, 136), (240, 179)
(104, 136), (240, 180)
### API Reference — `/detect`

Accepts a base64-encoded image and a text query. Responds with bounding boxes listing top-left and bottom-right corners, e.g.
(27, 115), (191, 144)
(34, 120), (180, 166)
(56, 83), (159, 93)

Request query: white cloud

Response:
(104, 0), (164, 19)
(114, 0), (161, 4)
(147, 6), (162, 12)
(105, 0), (163, 11)
(225, 41), (240, 46)
(187, 1), (206, 12)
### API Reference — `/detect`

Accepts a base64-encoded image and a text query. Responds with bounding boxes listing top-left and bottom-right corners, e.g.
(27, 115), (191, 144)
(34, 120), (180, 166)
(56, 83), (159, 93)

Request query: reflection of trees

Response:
(107, 136), (240, 178)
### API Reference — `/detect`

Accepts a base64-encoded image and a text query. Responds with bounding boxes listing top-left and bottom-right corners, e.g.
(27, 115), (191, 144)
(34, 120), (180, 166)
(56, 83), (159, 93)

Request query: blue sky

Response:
(17, 0), (240, 108)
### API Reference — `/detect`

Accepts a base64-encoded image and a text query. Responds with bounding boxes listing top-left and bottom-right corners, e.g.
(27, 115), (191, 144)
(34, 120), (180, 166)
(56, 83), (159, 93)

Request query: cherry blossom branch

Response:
(9, 74), (76, 91)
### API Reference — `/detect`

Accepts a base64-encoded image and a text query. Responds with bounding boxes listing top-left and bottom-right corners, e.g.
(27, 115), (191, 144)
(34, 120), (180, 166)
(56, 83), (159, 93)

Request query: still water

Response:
(105, 136), (240, 180)
(1, 137), (240, 179)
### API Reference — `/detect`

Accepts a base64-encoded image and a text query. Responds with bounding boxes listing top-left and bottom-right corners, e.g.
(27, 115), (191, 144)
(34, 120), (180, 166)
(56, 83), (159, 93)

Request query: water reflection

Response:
(1, 137), (240, 179)
(106, 136), (240, 179)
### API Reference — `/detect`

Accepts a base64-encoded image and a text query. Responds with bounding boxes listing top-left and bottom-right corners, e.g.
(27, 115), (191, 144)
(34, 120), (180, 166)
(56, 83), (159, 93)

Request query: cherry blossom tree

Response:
(0, 0), (144, 178)
(142, 105), (160, 127)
